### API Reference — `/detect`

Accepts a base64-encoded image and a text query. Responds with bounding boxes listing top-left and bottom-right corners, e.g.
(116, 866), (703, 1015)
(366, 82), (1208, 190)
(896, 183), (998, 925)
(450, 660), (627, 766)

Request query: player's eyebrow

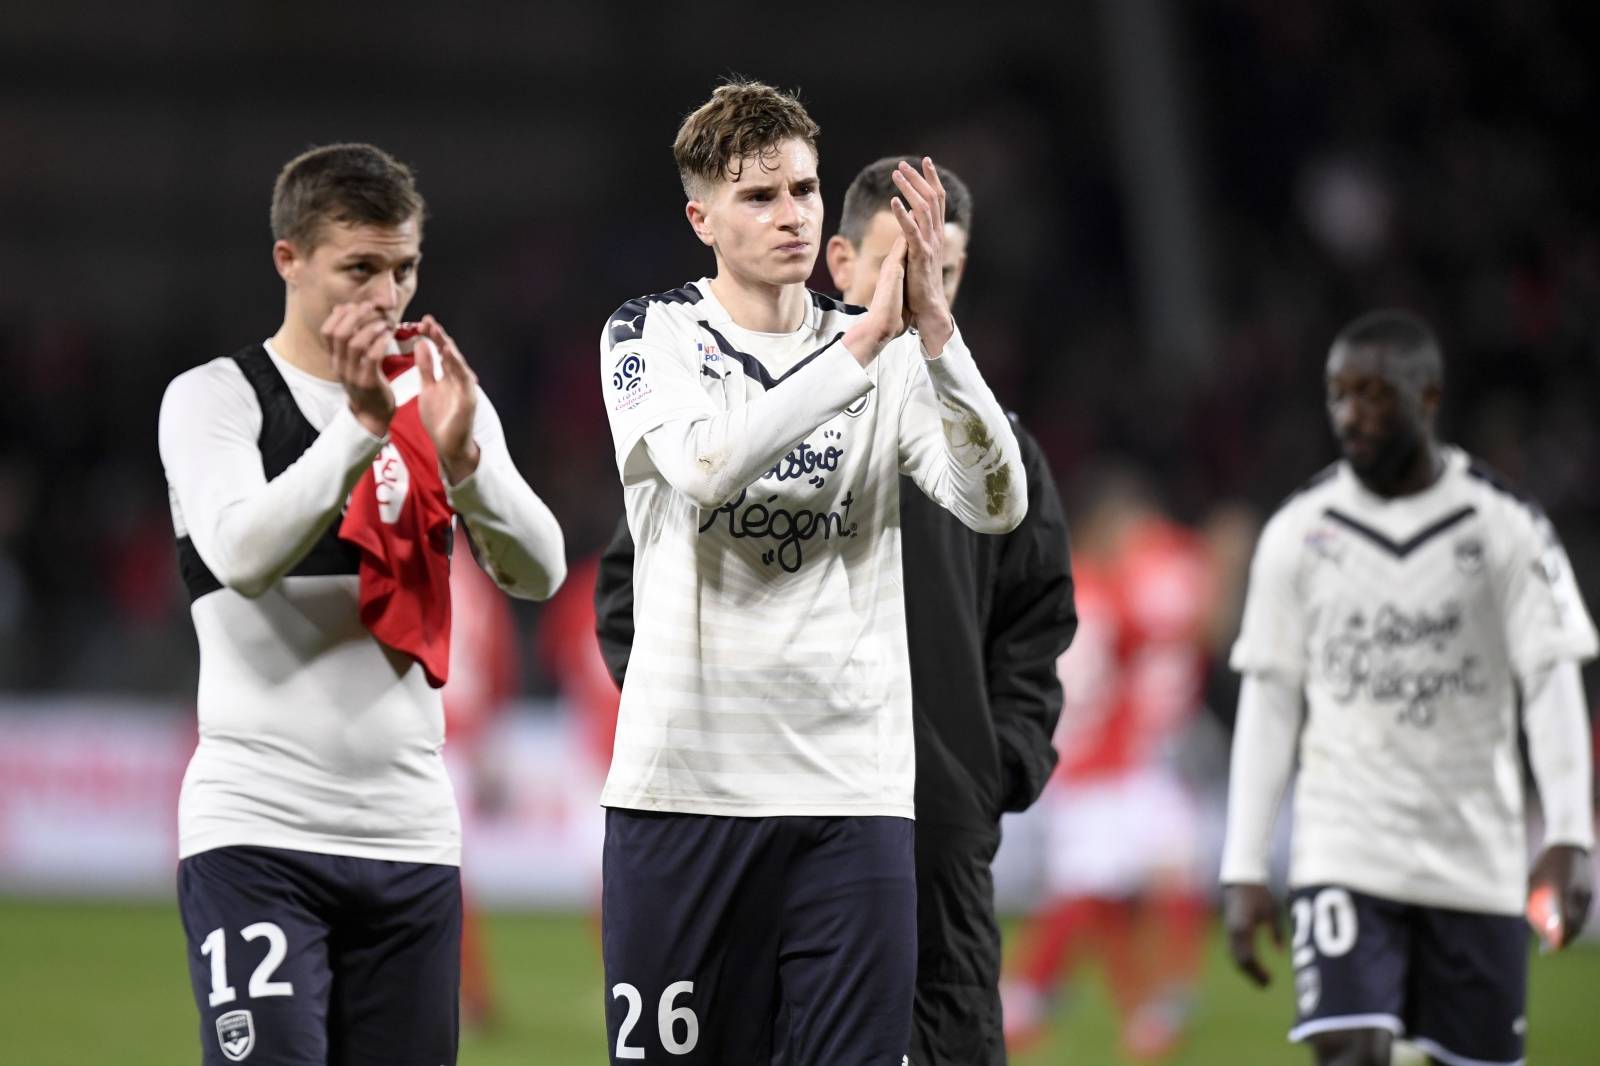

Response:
(338, 250), (420, 267)
(735, 176), (782, 195)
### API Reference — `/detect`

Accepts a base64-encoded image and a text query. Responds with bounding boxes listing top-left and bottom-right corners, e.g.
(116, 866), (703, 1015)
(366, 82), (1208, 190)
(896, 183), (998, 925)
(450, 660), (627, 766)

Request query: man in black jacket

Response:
(594, 157), (1076, 1066)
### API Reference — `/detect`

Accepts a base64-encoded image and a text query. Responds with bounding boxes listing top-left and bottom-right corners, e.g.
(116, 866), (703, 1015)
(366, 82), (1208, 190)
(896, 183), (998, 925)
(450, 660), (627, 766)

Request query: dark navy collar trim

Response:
(1323, 505), (1477, 558)
(698, 321), (845, 390)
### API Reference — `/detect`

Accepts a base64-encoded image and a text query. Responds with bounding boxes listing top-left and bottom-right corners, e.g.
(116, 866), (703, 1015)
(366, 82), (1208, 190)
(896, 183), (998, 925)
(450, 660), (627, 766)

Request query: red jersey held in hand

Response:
(339, 347), (456, 688)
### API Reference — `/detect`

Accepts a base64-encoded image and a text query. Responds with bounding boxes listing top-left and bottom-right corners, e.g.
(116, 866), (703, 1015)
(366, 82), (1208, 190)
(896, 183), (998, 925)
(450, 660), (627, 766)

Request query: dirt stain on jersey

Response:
(940, 407), (996, 468)
(985, 463), (1013, 516)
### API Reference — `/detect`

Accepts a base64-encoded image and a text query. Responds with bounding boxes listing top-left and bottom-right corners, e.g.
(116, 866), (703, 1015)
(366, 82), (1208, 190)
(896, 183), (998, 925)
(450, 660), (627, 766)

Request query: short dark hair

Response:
(270, 143), (425, 250)
(673, 80), (820, 199)
(838, 156), (973, 245)
(1331, 308), (1443, 389)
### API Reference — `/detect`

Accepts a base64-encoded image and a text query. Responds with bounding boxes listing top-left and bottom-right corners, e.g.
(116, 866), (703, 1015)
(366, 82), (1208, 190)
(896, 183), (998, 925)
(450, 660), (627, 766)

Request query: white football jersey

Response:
(160, 343), (564, 865)
(1231, 447), (1597, 914)
(600, 279), (1023, 818)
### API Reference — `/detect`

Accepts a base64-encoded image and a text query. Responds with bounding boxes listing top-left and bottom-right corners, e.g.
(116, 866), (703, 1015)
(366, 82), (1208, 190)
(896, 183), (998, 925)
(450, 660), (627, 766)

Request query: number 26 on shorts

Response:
(612, 980), (699, 1058)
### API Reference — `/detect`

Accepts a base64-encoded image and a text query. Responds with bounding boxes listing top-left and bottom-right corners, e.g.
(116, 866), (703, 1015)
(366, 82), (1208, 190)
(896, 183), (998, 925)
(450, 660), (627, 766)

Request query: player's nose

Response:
(1329, 395), (1363, 434)
(772, 192), (802, 231)
(369, 273), (400, 311)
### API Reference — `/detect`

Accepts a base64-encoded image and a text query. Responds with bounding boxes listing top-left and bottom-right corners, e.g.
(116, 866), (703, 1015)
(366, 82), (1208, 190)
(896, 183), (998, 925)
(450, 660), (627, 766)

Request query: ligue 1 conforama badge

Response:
(611, 351), (652, 412)
(1294, 966), (1322, 1017)
(216, 1008), (256, 1061)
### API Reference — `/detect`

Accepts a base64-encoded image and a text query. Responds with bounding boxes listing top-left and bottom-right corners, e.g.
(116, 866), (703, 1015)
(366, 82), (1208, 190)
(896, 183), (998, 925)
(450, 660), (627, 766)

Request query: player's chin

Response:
(1339, 439), (1378, 471)
(768, 253), (817, 283)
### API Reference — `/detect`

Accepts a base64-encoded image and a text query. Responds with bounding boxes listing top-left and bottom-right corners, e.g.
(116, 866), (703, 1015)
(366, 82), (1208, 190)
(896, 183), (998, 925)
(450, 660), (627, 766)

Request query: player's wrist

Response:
(915, 311), (955, 358)
(349, 400), (394, 439)
(842, 319), (895, 367)
(439, 441), (482, 486)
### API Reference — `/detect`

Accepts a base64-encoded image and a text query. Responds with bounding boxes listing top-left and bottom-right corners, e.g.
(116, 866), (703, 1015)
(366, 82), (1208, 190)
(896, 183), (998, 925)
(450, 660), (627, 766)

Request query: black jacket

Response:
(593, 417), (1076, 836)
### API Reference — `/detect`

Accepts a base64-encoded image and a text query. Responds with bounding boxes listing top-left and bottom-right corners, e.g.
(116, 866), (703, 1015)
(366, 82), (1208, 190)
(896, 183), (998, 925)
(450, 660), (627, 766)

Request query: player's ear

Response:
(272, 239), (301, 285)
(1421, 381), (1443, 424)
(686, 199), (716, 248)
(825, 235), (855, 294)
(945, 250), (969, 304)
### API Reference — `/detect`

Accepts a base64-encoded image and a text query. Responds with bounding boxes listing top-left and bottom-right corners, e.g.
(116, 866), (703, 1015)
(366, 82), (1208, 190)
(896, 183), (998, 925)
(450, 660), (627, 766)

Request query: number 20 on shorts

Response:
(1290, 887), (1359, 968)
(612, 981), (699, 1058)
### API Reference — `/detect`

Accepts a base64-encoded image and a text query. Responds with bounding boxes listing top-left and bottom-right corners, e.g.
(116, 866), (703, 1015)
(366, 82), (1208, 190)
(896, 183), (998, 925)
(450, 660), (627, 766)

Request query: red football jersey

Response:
(1054, 518), (1215, 778)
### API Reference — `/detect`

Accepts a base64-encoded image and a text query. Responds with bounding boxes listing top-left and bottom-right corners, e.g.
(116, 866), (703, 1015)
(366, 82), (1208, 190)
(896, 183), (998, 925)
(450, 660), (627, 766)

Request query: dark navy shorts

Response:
(177, 845), (461, 1066)
(601, 809), (916, 1065)
(1286, 884), (1528, 1065)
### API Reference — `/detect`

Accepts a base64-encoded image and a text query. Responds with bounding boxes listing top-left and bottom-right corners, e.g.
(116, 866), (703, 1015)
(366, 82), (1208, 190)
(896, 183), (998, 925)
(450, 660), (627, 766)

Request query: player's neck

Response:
(1359, 439), (1445, 499)
(708, 270), (809, 334)
(268, 315), (337, 381)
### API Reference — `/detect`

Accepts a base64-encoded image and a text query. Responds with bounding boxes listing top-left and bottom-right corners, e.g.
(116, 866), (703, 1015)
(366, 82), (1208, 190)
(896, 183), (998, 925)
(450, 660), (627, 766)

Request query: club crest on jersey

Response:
(1453, 536), (1484, 575)
(216, 1009), (255, 1061)
(611, 351), (652, 411)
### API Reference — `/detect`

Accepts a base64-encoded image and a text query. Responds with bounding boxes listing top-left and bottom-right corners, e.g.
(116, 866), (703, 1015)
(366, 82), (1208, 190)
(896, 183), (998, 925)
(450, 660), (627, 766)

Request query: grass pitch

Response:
(0, 899), (1592, 1064)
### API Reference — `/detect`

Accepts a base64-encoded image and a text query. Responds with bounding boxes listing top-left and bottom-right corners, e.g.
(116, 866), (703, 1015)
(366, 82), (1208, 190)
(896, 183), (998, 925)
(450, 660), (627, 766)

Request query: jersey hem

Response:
(600, 794), (916, 820)
(179, 828), (460, 867)
(1288, 869), (1521, 917)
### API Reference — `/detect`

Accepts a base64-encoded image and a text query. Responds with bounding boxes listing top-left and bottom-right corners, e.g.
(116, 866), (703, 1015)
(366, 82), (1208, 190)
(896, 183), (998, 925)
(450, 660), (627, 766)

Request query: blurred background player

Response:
(157, 143), (567, 1066)
(595, 82), (1025, 1064)
(1221, 310), (1596, 1066)
(596, 156), (1077, 1065)
(1003, 467), (1222, 1060)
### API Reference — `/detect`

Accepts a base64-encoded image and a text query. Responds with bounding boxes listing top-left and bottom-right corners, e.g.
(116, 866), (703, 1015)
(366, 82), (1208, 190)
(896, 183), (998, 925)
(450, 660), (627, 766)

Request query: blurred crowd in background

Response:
(3, 0), (1598, 723)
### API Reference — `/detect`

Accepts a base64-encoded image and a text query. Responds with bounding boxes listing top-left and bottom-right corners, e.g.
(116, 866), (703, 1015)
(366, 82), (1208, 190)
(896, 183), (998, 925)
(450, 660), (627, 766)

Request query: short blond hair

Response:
(672, 80), (820, 199)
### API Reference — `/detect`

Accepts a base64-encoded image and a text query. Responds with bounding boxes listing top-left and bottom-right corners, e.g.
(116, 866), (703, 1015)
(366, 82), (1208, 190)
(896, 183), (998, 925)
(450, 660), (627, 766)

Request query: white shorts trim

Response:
(1410, 1036), (1523, 1066)
(1288, 1013), (1404, 1043)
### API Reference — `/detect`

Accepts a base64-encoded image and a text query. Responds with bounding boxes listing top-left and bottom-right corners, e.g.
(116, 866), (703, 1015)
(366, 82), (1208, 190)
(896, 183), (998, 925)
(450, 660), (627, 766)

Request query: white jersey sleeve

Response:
(1229, 503), (1314, 685)
(159, 358), (383, 598)
(1521, 660), (1595, 849)
(895, 325), (1027, 533)
(1220, 673), (1304, 884)
(602, 299), (871, 507)
(1491, 497), (1598, 678)
(446, 388), (567, 601)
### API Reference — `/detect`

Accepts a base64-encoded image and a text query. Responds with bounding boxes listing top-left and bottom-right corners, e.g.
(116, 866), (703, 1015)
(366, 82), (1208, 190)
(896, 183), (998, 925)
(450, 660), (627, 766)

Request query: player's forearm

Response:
(1220, 673), (1303, 883)
(200, 407), (384, 597)
(910, 330), (1027, 533)
(1522, 660), (1596, 850)
(643, 341), (872, 509)
(447, 440), (567, 601)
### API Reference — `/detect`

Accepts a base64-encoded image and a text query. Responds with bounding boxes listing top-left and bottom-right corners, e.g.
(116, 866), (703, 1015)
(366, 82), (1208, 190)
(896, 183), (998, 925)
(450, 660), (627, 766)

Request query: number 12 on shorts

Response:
(612, 981), (698, 1058)
(200, 923), (295, 1007)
